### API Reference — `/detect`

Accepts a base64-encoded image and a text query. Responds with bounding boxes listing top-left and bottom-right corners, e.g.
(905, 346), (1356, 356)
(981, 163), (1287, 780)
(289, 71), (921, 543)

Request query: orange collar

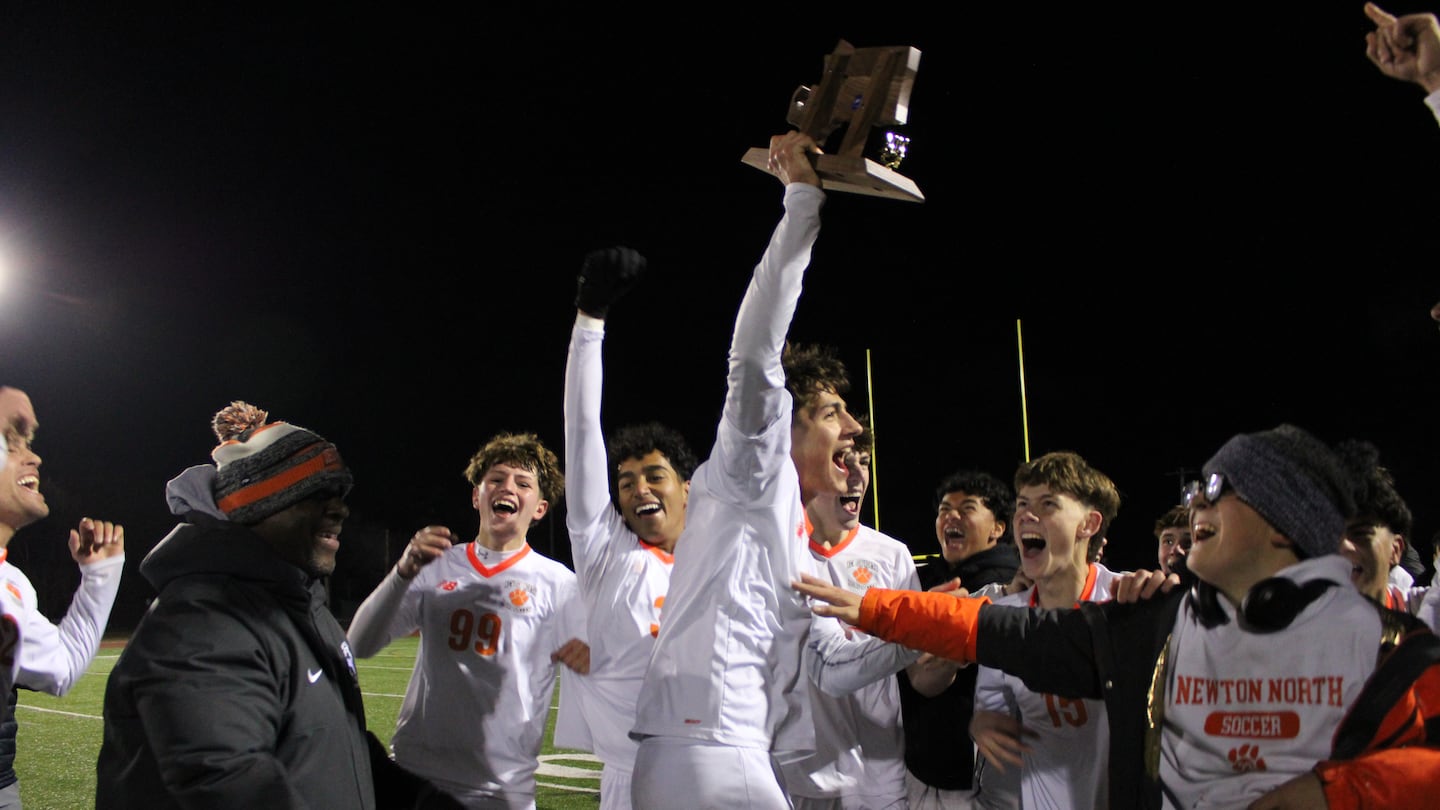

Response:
(466, 543), (530, 578)
(1029, 562), (1098, 608)
(805, 512), (860, 558)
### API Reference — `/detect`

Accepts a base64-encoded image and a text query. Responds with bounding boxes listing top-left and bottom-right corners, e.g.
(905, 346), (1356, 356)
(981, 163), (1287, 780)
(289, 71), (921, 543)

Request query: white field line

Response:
(16, 704), (100, 720)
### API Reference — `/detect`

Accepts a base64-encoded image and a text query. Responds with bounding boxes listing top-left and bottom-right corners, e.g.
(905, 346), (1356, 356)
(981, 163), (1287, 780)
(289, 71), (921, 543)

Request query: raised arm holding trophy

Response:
(742, 40), (924, 202)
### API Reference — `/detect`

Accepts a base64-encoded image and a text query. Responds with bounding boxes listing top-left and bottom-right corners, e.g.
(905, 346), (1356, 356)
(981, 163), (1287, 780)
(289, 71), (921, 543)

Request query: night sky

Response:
(4, 5), (1440, 630)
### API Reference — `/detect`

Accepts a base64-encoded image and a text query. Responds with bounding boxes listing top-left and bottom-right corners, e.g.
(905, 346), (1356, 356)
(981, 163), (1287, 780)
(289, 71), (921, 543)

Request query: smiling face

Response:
(934, 489), (1004, 564)
(1340, 520), (1402, 601)
(250, 492), (349, 578)
(1186, 490), (1297, 605)
(790, 388), (863, 503)
(473, 461), (549, 549)
(0, 388), (47, 542)
(837, 450), (871, 527)
(1012, 484), (1096, 585)
(616, 450), (689, 549)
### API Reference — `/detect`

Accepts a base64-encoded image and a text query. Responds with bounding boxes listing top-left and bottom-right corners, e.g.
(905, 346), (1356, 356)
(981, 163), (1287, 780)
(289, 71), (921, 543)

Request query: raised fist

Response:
(575, 246), (647, 318)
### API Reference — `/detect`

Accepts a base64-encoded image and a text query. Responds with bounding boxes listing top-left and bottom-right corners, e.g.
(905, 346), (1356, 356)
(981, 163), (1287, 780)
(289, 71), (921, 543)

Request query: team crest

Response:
(842, 559), (882, 593)
(502, 579), (538, 614)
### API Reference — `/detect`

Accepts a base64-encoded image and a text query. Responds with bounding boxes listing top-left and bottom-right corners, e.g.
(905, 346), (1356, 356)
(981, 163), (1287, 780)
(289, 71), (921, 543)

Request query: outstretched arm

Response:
(794, 573), (989, 663)
(564, 247), (646, 566)
(722, 132), (824, 446)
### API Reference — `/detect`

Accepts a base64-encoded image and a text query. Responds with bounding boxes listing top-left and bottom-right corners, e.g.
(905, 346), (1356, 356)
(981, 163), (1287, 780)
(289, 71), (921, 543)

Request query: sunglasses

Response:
(1181, 472), (1230, 509)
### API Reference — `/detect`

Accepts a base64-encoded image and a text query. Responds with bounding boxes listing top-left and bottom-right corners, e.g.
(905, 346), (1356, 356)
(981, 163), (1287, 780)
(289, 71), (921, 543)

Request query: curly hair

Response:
(933, 469), (1014, 539)
(782, 343), (851, 415)
(1336, 439), (1413, 538)
(1014, 451), (1120, 563)
(463, 432), (565, 505)
(607, 422), (699, 482)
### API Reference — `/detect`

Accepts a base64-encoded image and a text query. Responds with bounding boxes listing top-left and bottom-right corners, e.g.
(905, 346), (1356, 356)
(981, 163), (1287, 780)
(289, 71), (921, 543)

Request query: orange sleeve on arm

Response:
(857, 589), (991, 663)
(1317, 654), (1440, 810)
(1316, 747), (1440, 810)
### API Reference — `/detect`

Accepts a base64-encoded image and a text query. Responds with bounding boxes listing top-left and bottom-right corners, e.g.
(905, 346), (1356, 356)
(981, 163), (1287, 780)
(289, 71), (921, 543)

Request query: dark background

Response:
(4, 5), (1440, 630)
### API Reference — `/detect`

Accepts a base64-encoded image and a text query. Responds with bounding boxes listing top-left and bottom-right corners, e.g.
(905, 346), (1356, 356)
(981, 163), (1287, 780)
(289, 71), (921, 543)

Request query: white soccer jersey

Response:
(786, 523), (920, 805)
(348, 542), (578, 805)
(974, 563), (1121, 810)
(560, 317), (676, 781)
(630, 183), (826, 756)
(1160, 556), (1381, 809)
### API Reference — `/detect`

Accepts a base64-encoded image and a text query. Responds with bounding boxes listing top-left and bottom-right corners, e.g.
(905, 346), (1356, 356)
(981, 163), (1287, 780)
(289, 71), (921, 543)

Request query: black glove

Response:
(575, 246), (646, 318)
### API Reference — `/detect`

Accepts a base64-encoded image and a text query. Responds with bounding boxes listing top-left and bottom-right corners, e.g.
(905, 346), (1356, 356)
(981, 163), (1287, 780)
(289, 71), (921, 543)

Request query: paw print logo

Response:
(509, 588), (530, 607)
(439, 581), (458, 591)
(1227, 744), (1267, 773)
(852, 567), (873, 585)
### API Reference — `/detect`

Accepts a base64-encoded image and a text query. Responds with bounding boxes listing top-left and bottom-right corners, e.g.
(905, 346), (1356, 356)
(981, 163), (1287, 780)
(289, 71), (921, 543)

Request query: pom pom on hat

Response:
(212, 401), (269, 443)
(211, 420), (353, 526)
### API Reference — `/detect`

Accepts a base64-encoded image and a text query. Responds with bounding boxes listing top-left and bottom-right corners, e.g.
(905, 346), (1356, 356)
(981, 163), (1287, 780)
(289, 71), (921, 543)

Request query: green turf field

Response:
(14, 635), (601, 809)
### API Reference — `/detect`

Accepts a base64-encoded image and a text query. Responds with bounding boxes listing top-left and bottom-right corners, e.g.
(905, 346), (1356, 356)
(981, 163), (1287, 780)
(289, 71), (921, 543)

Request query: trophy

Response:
(742, 40), (923, 203)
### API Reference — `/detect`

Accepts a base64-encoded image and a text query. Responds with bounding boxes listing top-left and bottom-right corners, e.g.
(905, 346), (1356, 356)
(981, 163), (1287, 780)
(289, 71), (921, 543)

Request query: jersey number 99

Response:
(448, 609), (502, 656)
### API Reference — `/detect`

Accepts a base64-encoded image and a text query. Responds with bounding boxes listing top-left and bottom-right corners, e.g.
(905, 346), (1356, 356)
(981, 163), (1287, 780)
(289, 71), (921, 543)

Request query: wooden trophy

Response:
(742, 40), (923, 203)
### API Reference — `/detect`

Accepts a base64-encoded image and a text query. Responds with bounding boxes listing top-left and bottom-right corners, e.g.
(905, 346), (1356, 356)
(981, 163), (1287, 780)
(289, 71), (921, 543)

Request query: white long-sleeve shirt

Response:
(631, 183), (825, 753)
(15, 553), (123, 696)
(558, 315), (676, 777)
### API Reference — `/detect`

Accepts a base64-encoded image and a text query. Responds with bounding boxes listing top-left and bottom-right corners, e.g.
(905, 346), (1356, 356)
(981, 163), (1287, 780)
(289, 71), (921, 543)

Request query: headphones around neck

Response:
(1189, 577), (1337, 633)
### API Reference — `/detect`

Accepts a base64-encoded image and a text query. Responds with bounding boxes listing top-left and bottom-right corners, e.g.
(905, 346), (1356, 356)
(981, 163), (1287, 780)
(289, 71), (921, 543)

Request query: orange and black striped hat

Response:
(211, 422), (353, 525)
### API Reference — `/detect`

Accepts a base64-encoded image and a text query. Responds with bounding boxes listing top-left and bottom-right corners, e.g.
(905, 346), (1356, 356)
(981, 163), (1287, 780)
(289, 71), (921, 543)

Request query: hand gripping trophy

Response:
(742, 40), (923, 202)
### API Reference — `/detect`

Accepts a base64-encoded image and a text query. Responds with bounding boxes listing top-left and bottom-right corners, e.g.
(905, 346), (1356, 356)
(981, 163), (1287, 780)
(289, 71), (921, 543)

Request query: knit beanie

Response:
(211, 422), (353, 525)
(1202, 424), (1356, 560)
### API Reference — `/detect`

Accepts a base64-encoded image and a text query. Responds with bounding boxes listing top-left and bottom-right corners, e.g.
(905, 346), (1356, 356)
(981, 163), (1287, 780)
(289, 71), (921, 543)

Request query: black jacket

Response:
(898, 542), (1021, 789)
(95, 517), (376, 810)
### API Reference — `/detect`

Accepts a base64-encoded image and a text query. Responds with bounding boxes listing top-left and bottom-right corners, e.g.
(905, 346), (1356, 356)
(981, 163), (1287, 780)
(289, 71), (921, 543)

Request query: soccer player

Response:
(348, 432), (579, 809)
(628, 131), (862, 809)
(0, 387), (124, 809)
(969, 451), (1123, 810)
(562, 245), (698, 809)
(785, 414), (918, 810)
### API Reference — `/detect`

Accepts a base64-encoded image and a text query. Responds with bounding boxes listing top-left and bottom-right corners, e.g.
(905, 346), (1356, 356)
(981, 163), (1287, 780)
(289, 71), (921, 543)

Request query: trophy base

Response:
(741, 148), (924, 203)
